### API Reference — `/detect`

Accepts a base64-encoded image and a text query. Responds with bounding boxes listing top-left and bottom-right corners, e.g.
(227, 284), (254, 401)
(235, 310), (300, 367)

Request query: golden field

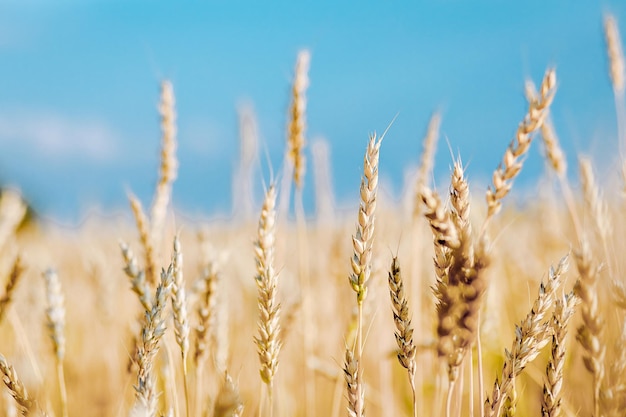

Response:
(1, 16), (626, 417)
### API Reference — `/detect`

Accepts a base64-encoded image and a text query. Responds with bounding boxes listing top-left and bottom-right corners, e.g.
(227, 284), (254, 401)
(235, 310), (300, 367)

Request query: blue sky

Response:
(0, 2), (624, 223)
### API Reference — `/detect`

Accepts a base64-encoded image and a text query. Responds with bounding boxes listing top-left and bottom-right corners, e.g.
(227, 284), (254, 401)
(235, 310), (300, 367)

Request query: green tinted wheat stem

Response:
(347, 134), (382, 417)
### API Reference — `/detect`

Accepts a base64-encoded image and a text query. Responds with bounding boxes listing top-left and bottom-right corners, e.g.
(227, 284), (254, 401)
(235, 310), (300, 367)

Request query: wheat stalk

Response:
(485, 68), (557, 221)
(343, 347), (364, 417)
(150, 80), (178, 247)
(170, 236), (190, 417)
(605, 15), (625, 94)
(0, 255), (24, 324)
(346, 133), (382, 417)
(287, 49), (311, 189)
(133, 266), (173, 417)
(120, 241), (152, 312)
(387, 257), (417, 417)
(413, 112), (442, 221)
(485, 256), (569, 417)
(573, 239), (605, 417)
(213, 372), (243, 417)
(43, 269), (68, 417)
(542, 291), (577, 417)
(254, 185), (281, 417)
(129, 193), (157, 286)
(0, 354), (37, 416)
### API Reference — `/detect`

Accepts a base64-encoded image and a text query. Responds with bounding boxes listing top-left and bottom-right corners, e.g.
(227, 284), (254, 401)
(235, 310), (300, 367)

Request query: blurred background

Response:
(0, 1), (624, 224)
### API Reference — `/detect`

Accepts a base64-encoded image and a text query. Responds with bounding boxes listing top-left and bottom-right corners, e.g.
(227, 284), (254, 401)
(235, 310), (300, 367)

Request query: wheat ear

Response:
(43, 269), (67, 417)
(542, 291), (577, 417)
(413, 112), (442, 220)
(605, 15), (625, 94)
(347, 134), (382, 417)
(0, 255), (24, 324)
(254, 185), (281, 417)
(129, 193), (157, 286)
(213, 372), (244, 417)
(343, 347), (364, 417)
(120, 241), (152, 311)
(0, 354), (37, 416)
(133, 266), (173, 417)
(287, 49), (311, 189)
(170, 236), (190, 417)
(150, 80), (178, 247)
(387, 257), (417, 417)
(573, 239), (605, 417)
(485, 256), (568, 417)
(485, 68), (557, 221)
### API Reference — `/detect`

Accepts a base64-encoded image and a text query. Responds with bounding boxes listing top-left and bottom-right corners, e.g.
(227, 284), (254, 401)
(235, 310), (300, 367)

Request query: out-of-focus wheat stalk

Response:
(129, 193), (157, 287)
(287, 49), (311, 190)
(150, 80), (178, 249)
(43, 269), (67, 417)
(213, 372), (243, 417)
(0, 256), (24, 324)
(573, 239), (605, 417)
(0, 354), (38, 416)
(120, 241), (153, 312)
(0, 190), (26, 252)
(311, 139), (335, 223)
(233, 104), (259, 220)
(413, 112), (441, 221)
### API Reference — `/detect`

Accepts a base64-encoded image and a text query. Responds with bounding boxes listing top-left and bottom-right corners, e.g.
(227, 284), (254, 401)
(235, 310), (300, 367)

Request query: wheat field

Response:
(1, 14), (626, 417)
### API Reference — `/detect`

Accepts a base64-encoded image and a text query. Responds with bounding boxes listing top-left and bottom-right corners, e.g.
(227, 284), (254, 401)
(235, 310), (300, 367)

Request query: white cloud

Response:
(0, 112), (120, 162)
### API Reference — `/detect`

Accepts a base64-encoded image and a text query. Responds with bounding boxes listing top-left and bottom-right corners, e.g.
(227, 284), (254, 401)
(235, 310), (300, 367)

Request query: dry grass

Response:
(3, 13), (626, 417)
